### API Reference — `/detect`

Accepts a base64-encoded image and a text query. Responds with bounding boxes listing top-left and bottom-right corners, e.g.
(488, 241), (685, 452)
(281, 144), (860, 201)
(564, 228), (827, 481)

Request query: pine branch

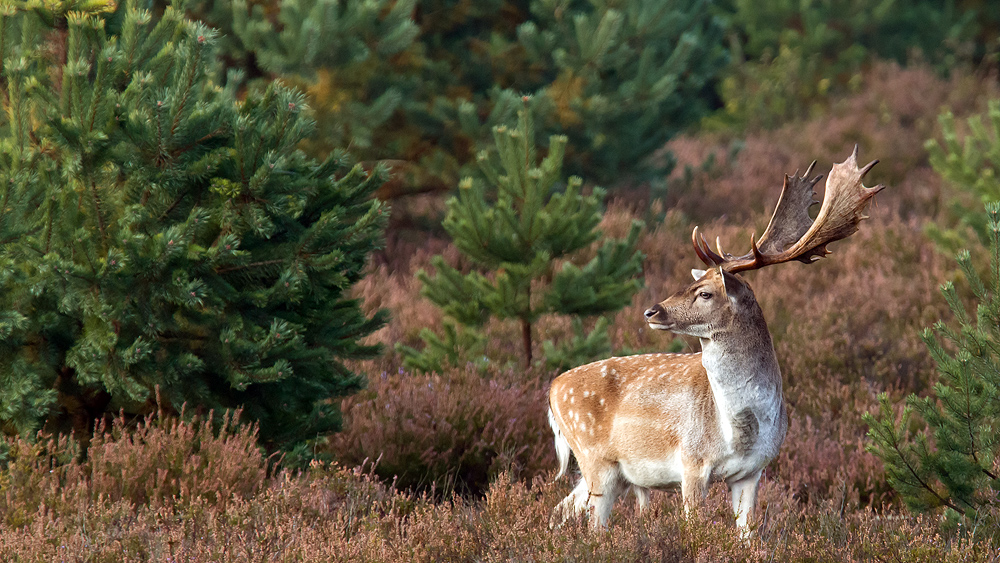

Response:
(170, 127), (227, 159)
(215, 258), (287, 275)
(878, 413), (965, 515)
(169, 37), (205, 140)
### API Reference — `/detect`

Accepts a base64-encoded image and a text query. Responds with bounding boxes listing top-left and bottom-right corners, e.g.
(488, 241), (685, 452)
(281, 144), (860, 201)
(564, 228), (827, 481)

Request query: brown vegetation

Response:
(3, 62), (1000, 560)
(1, 413), (998, 561)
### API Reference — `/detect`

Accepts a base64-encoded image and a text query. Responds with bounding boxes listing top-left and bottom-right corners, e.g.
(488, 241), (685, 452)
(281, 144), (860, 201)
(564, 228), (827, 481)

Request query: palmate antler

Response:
(693, 145), (884, 273)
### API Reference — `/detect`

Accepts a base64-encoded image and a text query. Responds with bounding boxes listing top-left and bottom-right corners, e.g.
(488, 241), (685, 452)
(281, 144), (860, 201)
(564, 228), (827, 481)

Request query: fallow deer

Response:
(547, 146), (884, 531)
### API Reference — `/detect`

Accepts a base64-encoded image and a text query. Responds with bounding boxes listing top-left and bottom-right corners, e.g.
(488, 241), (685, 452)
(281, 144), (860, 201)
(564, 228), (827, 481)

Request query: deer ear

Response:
(720, 268), (749, 301)
(691, 269), (706, 281)
(716, 267), (728, 300)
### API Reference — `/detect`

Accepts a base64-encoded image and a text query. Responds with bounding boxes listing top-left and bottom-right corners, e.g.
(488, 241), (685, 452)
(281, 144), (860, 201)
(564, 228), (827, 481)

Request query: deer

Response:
(547, 146), (884, 532)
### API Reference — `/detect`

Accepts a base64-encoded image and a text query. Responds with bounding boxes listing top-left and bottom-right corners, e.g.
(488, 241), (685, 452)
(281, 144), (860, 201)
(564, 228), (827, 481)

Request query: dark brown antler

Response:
(693, 145), (884, 273)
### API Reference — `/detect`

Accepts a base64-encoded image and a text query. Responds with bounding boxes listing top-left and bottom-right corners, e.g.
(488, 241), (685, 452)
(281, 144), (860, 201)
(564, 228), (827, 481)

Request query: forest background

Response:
(1, 0), (1000, 560)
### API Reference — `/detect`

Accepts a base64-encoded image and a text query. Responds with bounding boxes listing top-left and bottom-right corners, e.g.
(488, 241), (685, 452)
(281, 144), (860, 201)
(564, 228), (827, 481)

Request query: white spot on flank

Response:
(599, 398), (605, 406)
(583, 390), (590, 397)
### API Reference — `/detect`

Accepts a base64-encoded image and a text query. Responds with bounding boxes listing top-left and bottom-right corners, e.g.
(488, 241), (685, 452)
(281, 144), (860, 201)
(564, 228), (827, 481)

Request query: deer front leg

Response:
(680, 461), (711, 516)
(729, 469), (762, 533)
(632, 485), (651, 512)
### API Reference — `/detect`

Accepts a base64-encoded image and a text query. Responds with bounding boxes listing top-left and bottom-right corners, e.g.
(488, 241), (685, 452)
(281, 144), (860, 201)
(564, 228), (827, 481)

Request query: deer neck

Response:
(699, 312), (782, 407)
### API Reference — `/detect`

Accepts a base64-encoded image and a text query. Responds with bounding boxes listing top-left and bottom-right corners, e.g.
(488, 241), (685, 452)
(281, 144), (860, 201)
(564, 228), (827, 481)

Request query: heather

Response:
(1, 415), (997, 561)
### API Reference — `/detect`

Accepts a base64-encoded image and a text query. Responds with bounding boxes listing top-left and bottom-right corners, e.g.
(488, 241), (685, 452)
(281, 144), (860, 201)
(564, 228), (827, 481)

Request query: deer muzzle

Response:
(644, 304), (673, 330)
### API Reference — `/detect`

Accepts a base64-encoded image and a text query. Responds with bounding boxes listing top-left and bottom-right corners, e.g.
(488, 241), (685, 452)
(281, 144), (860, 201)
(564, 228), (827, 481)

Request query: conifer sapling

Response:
(399, 103), (643, 372)
(866, 203), (1000, 525)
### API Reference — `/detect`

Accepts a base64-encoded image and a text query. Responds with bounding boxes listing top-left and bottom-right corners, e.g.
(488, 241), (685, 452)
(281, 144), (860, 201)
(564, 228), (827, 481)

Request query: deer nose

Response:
(644, 304), (664, 320)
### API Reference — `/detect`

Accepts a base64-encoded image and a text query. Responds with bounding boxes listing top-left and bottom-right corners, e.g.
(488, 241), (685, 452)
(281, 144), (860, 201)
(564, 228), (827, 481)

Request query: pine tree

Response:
(865, 204), (1000, 525)
(0, 0), (388, 451)
(925, 99), (1000, 251)
(398, 104), (644, 372)
(189, 0), (727, 195)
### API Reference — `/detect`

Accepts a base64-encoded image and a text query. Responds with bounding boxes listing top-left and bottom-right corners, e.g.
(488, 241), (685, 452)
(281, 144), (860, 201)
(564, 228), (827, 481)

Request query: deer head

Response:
(547, 147), (884, 532)
(643, 267), (759, 340)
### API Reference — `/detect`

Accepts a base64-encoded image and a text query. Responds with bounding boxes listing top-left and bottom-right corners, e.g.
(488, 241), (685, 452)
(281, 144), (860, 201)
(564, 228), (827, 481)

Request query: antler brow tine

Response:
(692, 226), (724, 266)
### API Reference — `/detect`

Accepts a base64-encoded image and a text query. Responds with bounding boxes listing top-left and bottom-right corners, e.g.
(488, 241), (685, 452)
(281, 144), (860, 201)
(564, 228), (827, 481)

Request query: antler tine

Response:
(802, 159), (817, 180)
(692, 226), (724, 266)
(691, 147), (884, 274)
(715, 236), (733, 260)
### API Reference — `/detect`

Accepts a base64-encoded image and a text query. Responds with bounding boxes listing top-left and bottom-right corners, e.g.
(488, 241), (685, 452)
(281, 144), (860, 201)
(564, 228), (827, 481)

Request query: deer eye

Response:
(698, 291), (712, 300)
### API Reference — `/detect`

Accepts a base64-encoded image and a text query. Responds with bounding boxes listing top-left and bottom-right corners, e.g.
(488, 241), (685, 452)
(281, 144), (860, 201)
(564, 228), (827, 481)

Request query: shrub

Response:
(0, 408), (266, 528)
(398, 106), (644, 372)
(330, 365), (555, 495)
(926, 98), (1000, 250)
(86, 408), (267, 507)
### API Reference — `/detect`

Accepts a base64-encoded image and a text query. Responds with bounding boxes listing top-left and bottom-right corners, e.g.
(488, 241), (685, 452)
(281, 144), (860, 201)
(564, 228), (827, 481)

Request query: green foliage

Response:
(865, 204), (1000, 524)
(192, 0), (728, 193)
(0, 0), (388, 449)
(398, 321), (488, 375)
(221, 0), (418, 158)
(398, 106), (643, 372)
(926, 99), (1000, 251)
(712, 0), (994, 130)
(540, 316), (612, 373)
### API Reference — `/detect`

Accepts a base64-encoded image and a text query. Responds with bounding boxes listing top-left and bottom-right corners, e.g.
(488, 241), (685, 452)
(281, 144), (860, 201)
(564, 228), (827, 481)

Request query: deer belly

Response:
(618, 451), (686, 488)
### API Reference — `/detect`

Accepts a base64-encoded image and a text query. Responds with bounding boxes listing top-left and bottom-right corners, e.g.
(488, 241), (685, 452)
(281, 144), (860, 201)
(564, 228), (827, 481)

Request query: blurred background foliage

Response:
(186, 0), (729, 195)
(710, 0), (1000, 129)
(172, 0), (1000, 197)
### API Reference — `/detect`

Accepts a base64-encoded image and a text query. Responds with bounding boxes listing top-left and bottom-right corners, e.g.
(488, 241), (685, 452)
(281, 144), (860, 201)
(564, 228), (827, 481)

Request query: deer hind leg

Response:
(549, 477), (590, 528)
(583, 464), (627, 530)
(729, 469), (762, 534)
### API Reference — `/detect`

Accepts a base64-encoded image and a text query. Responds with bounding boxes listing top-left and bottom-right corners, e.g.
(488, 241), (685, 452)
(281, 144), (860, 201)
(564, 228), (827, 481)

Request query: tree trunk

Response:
(521, 318), (532, 367)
